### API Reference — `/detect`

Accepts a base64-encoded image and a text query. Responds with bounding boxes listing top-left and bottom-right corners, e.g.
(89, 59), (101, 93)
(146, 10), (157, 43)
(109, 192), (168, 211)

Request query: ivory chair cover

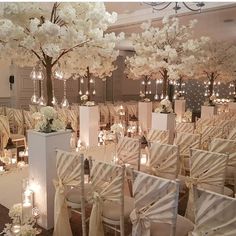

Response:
(200, 125), (223, 150)
(184, 149), (228, 222)
(228, 127), (236, 140)
(67, 109), (79, 132)
(147, 130), (170, 144)
(89, 162), (125, 236)
(0, 106), (6, 116)
(99, 104), (109, 125)
(6, 107), (16, 133)
(29, 104), (38, 113)
(209, 138), (236, 188)
(175, 123), (194, 134)
(23, 110), (35, 130)
(57, 108), (68, 126)
(53, 150), (85, 236)
(190, 188), (236, 236)
(174, 132), (201, 174)
(107, 104), (119, 124)
(195, 118), (214, 134)
(12, 108), (24, 135)
(130, 171), (193, 236)
(117, 137), (141, 169)
(126, 103), (138, 121)
(0, 115), (10, 149)
(146, 143), (179, 180)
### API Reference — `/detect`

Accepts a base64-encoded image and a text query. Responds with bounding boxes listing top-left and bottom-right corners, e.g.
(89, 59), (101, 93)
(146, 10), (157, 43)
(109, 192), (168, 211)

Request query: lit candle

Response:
(12, 158), (17, 164)
(23, 189), (33, 207)
(0, 166), (4, 172)
(11, 224), (21, 234)
(140, 154), (147, 165)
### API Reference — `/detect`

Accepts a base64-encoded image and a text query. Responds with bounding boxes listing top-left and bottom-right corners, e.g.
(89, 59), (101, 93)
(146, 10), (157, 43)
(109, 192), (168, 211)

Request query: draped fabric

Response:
(0, 115), (10, 149)
(127, 104), (138, 120)
(67, 109), (79, 132)
(107, 104), (119, 124)
(195, 118), (214, 134)
(147, 130), (169, 144)
(53, 150), (83, 236)
(6, 108), (15, 133)
(13, 109), (24, 135)
(200, 126), (223, 150)
(147, 143), (179, 180)
(0, 106), (6, 116)
(23, 110), (34, 130)
(29, 105), (38, 113)
(89, 162), (124, 236)
(185, 149), (228, 222)
(176, 122), (194, 134)
(228, 128), (236, 140)
(130, 171), (179, 236)
(174, 132), (201, 173)
(189, 188), (236, 236)
(117, 137), (140, 167)
(57, 108), (68, 126)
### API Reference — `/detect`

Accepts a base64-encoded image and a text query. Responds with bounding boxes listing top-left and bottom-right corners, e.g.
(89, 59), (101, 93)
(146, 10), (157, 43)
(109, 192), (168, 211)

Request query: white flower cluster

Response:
(193, 41), (236, 83)
(111, 123), (124, 134)
(33, 106), (64, 133)
(81, 95), (88, 101)
(155, 99), (173, 113)
(126, 17), (208, 82)
(0, 2), (121, 76)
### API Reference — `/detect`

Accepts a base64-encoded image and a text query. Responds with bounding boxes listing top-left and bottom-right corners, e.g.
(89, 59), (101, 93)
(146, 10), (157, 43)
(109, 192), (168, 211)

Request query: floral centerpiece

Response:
(204, 95), (216, 106)
(32, 106), (65, 133)
(154, 99), (173, 113)
(110, 123), (124, 142)
(139, 92), (150, 102)
(1, 203), (37, 236)
(80, 94), (95, 106)
(183, 109), (193, 122)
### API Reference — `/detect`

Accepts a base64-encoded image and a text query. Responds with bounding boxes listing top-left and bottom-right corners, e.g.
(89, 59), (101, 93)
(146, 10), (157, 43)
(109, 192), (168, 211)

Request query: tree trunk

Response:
(87, 67), (91, 101)
(234, 80), (236, 95)
(208, 73), (215, 97)
(45, 60), (53, 106)
(144, 76), (148, 96)
(162, 69), (168, 97)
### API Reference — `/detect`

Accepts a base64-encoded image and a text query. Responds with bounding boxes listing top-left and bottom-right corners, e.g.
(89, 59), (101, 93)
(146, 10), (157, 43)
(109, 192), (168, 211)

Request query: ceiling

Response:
(105, 2), (236, 50)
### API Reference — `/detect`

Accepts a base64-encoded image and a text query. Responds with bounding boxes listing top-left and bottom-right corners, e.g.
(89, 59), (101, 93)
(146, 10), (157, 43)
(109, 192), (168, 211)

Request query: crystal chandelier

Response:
(144, 2), (205, 14)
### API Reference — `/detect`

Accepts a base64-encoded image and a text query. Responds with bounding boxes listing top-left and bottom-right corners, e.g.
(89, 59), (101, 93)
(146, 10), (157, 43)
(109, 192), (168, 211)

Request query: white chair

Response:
(0, 115), (26, 151)
(209, 138), (236, 192)
(147, 129), (170, 144)
(189, 187), (236, 235)
(145, 142), (179, 180)
(23, 110), (35, 131)
(88, 162), (128, 236)
(228, 127), (236, 140)
(116, 136), (141, 170)
(183, 148), (231, 222)
(53, 150), (86, 236)
(130, 170), (194, 236)
(174, 132), (201, 174)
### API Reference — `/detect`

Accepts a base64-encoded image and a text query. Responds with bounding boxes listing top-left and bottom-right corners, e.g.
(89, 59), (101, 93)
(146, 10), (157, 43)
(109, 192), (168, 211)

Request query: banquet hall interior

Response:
(0, 1), (236, 236)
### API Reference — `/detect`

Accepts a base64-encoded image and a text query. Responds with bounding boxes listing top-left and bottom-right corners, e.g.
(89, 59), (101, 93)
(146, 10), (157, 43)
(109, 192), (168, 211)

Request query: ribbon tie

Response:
(185, 176), (199, 189)
(53, 179), (65, 194)
(130, 209), (151, 230)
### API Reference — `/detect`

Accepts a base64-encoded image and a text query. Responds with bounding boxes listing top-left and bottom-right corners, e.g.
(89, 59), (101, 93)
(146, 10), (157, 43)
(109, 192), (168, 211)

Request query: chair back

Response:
(185, 149), (228, 221)
(0, 115), (10, 149)
(228, 127), (236, 140)
(89, 162), (125, 236)
(130, 171), (179, 236)
(189, 187), (236, 236)
(53, 150), (85, 236)
(176, 122), (194, 134)
(147, 129), (170, 144)
(148, 143), (179, 180)
(117, 137), (141, 169)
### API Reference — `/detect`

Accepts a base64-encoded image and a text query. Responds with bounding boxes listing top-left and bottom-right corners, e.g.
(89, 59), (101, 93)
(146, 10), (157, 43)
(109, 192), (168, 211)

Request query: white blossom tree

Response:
(194, 41), (236, 97)
(0, 2), (119, 105)
(126, 17), (208, 99)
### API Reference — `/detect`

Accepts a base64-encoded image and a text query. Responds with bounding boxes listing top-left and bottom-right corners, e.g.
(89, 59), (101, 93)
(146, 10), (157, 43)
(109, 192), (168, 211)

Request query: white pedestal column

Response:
(174, 99), (186, 123)
(228, 102), (236, 111)
(138, 102), (152, 133)
(80, 105), (99, 147)
(151, 113), (176, 143)
(201, 105), (217, 119)
(28, 130), (71, 230)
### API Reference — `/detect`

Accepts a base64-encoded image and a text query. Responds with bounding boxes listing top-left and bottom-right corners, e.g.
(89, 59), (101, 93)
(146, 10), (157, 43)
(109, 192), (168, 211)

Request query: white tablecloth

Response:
(0, 166), (29, 209)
